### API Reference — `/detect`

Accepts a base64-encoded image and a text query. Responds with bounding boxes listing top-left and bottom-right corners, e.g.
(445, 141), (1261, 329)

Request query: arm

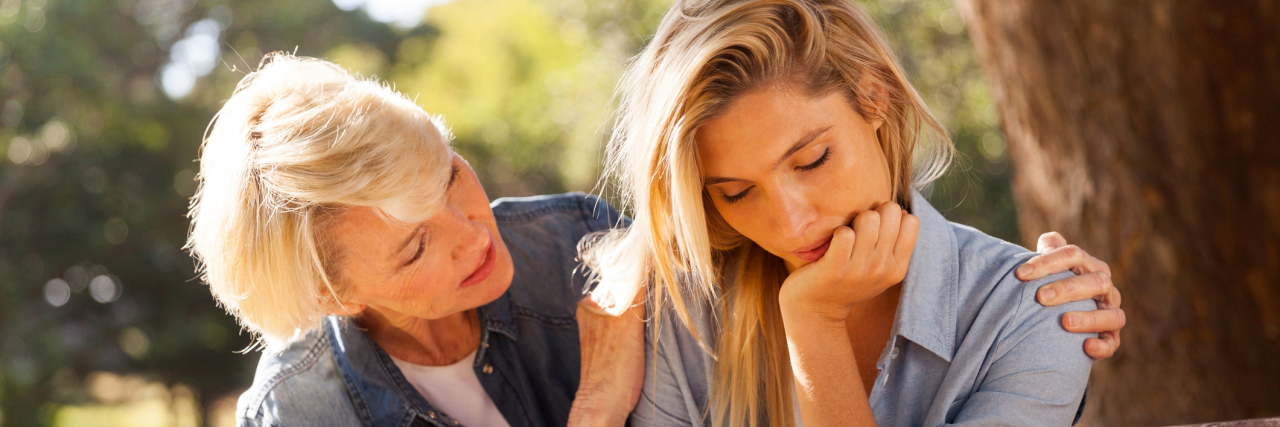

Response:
(1017, 232), (1125, 359)
(951, 274), (1096, 426)
(781, 310), (874, 426)
(568, 296), (645, 426)
(779, 203), (918, 426)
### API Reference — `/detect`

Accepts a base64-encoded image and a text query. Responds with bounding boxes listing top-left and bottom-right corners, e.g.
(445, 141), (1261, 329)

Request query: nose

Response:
(440, 204), (489, 260)
(771, 188), (818, 241)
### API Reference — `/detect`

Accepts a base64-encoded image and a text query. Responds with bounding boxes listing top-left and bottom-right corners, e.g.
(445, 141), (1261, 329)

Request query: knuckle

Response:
(835, 226), (854, 239)
(1062, 244), (1083, 259)
(1063, 278), (1081, 295)
(881, 202), (901, 215)
(1093, 272), (1111, 291)
(903, 214), (920, 229)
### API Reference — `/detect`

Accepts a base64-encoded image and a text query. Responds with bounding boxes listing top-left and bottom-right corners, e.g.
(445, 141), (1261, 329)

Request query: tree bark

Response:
(952, 0), (1280, 425)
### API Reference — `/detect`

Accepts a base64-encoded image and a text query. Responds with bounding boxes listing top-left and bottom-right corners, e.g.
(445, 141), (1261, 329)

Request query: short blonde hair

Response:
(584, 0), (954, 425)
(186, 53), (453, 350)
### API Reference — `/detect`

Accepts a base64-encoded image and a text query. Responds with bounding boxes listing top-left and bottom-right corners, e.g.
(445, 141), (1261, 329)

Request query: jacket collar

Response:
(324, 291), (518, 427)
(887, 191), (959, 363)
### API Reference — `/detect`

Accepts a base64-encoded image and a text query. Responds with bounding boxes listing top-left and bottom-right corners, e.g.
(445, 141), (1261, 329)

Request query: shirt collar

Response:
(323, 289), (519, 426)
(888, 190), (959, 363)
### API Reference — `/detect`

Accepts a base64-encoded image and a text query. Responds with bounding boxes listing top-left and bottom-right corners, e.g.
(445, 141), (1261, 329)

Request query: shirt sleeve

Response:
(949, 271), (1097, 426)
(628, 304), (705, 427)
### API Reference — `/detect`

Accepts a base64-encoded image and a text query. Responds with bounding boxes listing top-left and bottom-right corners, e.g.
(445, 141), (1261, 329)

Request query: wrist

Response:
(779, 297), (849, 327)
(780, 306), (849, 340)
(568, 390), (630, 426)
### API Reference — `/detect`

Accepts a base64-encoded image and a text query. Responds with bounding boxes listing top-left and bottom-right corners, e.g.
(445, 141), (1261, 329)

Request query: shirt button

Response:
(483, 363), (494, 374)
(428, 411), (437, 419)
(890, 347), (900, 359)
(882, 374), (889, 386)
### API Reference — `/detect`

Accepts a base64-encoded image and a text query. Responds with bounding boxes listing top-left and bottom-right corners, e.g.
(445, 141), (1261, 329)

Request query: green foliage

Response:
(865, 0), (1020, 242)
(0, 0), (1016, 424)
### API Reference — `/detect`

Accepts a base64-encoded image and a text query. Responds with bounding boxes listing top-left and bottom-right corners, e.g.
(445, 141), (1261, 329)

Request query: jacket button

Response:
(428, 411), (437, 419)
(483, 363), (494, 374)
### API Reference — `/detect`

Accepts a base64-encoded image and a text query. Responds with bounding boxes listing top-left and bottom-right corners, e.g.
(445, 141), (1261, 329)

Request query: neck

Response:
(358, 308), (482, 366)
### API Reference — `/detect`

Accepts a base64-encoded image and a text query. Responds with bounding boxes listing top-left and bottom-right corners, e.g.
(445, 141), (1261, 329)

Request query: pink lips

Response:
(792, 236), (832, 263)
(459, 235), (497, 288)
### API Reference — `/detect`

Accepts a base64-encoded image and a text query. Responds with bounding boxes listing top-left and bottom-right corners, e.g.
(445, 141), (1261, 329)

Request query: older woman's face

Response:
(327, 153), (514, 319)
(696, 83), (893, 272)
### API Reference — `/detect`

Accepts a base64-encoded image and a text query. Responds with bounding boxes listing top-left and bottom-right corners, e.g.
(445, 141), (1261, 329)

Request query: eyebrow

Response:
(702, 126), (833, 186)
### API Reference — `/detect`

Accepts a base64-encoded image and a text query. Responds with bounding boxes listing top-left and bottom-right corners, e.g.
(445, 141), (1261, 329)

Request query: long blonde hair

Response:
(583, 1), (953, 425)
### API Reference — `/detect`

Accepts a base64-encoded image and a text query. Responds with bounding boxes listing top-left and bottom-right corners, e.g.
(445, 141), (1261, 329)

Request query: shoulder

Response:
(491, 192), (627, 232)
(236, 330), (362, 426)
(495, 193), (629, 299)
(947, 222), (1096, 359)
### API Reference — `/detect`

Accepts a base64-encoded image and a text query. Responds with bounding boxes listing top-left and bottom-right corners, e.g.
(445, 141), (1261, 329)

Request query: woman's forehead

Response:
(696, 87), (847, 174)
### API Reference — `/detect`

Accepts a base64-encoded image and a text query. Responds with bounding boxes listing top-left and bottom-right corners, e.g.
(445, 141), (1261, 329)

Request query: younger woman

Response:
(585, 0), (1118, 425)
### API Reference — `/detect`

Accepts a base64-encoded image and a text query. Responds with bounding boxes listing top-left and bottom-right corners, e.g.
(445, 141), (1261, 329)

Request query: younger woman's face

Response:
(696, 83), (893, 272)
(327, 153), (515, 320)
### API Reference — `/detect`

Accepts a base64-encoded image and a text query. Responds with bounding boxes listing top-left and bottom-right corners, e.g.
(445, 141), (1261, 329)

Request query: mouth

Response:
(792, 236), (832, 263)
(459, 234), (497, 288)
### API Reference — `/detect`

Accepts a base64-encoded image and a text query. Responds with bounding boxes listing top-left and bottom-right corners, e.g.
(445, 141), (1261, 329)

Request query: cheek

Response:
(713, 199), (779, 248)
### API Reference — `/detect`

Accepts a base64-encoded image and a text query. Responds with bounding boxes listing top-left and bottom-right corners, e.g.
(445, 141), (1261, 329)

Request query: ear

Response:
(332, 301), (367, 316)
(857, 75), (890, 132)
(320, 290), (366, 316)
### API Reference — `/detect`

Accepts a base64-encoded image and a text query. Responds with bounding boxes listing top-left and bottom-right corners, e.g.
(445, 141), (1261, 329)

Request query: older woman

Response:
(187, 54), (641, 427)
(188, 53), (1119, 427)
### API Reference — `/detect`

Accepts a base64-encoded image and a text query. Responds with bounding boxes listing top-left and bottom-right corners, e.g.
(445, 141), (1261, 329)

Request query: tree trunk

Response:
(952, 0), (1280, 425)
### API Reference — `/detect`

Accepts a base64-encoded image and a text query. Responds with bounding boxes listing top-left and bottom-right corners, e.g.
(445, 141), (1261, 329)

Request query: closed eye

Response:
(796, 147), (830, 172)
(447, 164), (460, 189)
(406, 233), (426, 265)
(721, 187), (751, 204)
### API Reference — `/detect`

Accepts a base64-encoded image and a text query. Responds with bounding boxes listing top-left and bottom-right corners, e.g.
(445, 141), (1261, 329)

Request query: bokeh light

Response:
(44, 278), (71, 307)
(332, 0), (448, 29)
(89, 274), (122, 303)
(119, 327), (151, 360)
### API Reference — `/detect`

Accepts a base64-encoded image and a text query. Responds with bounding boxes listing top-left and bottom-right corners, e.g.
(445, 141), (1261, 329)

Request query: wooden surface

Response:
(1173, 417), (1280, 427)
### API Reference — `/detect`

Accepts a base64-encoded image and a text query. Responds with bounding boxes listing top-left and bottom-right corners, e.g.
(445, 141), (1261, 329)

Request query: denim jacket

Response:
(629, 191), (1095, 426)
(236, 193), (626, 427)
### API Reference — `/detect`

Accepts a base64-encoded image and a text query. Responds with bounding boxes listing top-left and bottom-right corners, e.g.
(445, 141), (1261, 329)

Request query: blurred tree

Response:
(956, 0), (1280, 424)
(0, 0), (1017, 425)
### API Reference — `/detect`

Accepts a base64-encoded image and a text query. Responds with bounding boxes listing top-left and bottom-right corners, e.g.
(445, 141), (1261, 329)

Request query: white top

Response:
(391, 350), (512, 427)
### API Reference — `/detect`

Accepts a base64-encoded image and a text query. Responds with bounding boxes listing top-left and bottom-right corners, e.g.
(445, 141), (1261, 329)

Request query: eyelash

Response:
(407, 233), (426, 265)
(447, 164), (460, 189)
(406, 165), (461, 266)
(720, 148), (831, 204)
(721, 189), (749, 204)
(797, 148), (831, 172)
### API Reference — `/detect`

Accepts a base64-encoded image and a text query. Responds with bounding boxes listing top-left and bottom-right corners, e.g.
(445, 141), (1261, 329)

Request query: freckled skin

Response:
(326, 153), (515, 365)
(697, 84), (892, 272)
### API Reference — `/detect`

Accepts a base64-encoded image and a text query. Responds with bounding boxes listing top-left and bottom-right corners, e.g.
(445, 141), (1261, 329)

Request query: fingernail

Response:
(1065, 314), (1079, 328)
(1039, 288), (1056, 303)
(1017, 264), (1033, 278)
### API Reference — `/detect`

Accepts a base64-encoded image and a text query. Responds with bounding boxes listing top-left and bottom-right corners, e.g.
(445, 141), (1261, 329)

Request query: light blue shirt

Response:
(629, 191), (1095, 426)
